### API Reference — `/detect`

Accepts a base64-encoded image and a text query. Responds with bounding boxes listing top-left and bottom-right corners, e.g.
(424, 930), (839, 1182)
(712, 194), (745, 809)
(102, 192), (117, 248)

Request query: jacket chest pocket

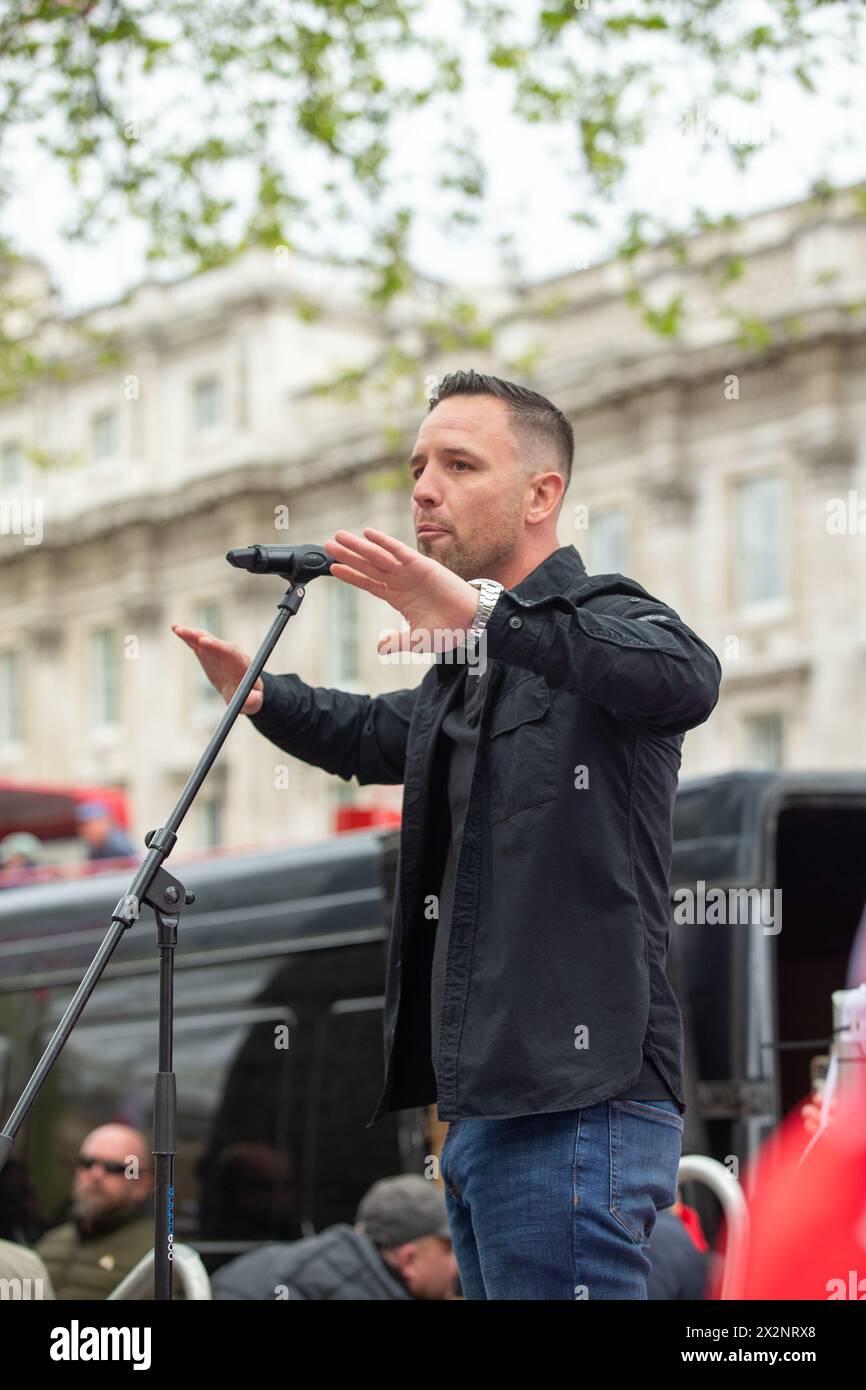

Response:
(487, 676), (558, 822)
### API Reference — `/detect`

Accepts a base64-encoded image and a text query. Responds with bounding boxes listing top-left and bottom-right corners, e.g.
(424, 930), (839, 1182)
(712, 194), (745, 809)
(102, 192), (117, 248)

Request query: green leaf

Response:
(793, 64), (816, 93)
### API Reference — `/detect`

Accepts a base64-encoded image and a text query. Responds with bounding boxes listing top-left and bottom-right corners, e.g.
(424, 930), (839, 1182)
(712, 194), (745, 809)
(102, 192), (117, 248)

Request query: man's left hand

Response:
(322, 528), (479, 657)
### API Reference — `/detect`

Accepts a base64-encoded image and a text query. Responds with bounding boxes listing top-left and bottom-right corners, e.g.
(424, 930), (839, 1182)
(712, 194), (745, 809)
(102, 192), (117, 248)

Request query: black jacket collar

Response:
(433, 544), (586, 673)
(510, 543), (586, 601)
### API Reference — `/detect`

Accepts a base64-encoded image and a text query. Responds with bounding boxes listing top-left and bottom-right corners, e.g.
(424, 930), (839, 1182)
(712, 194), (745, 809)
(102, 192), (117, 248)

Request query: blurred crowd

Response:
(0, 801), (137, 890)
(0, 1121), (723, 1300)
(1, 1067), (851, 1301)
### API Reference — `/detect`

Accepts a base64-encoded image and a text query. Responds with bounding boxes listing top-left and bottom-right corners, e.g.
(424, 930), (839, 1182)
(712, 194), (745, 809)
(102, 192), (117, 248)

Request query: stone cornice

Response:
(0, 445), (402, 560)
(719, 657), (811, 691)
(540, 311), (866, 421)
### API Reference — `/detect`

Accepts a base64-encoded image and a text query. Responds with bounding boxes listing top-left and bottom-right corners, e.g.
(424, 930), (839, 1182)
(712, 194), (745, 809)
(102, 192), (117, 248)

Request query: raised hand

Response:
(171, 625), (264, 716)
(323, 528), (478, 656)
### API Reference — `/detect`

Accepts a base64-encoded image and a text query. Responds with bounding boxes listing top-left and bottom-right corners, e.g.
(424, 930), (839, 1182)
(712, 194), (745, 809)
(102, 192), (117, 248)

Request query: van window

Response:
(305, 997), (402, 1233)
(25, 1005), (296, 1265)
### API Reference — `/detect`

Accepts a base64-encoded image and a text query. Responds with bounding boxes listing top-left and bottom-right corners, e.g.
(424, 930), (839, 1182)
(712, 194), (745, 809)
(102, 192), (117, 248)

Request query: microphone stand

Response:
(0, 545), (330, 1300)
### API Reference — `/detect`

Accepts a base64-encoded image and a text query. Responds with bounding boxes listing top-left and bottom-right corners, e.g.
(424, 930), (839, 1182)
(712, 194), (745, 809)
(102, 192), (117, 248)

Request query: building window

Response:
(193, 377), (223, 433)
(743, 712), (784, 769)
(199, 797), (222, 849)
(1, 442), (23, 489)
(91, 627), (120, 728)
(0, 651), (22, 743)
(735, 474), (785, 609)
(588, 506), (629, 575)
(92, 410), (119, 463)
(329, 582), (360, 684)
(192, 601), (223, 705)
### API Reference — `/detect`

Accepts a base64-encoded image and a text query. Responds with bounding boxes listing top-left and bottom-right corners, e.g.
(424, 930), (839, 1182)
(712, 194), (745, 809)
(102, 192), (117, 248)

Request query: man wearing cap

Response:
(75, 801), (137, 861)
(0, 831), (49, 888)
(210, 1175), (459, 1299)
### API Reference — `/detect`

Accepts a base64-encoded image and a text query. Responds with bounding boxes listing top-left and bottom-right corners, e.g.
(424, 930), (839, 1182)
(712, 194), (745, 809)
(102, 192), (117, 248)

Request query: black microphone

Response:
(226, 544), (335, 584)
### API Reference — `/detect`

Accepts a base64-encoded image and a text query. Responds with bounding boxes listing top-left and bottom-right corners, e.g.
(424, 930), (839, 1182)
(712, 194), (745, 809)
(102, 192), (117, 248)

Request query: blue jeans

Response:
(439, 1098), (683, 1300)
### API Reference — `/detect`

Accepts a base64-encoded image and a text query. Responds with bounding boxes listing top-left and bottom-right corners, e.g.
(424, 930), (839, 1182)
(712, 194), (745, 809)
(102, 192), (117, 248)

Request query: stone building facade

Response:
(1, 191), (864, 854)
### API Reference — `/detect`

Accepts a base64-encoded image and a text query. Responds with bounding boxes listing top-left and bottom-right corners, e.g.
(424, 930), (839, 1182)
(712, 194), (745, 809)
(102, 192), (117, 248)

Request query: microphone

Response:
(226, 544), (335, 584)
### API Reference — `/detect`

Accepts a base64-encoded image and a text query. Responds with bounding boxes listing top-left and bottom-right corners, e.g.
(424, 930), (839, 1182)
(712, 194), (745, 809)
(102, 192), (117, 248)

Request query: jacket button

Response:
(509, 616), (522, 629)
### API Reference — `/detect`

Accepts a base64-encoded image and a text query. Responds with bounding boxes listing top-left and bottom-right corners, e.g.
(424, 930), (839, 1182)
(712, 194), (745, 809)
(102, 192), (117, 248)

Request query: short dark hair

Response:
(427, 369), (573, 495)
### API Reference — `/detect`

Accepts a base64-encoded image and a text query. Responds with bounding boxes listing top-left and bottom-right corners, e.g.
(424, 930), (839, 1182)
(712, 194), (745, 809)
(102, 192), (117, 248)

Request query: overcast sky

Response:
(3, 2), (865, 315)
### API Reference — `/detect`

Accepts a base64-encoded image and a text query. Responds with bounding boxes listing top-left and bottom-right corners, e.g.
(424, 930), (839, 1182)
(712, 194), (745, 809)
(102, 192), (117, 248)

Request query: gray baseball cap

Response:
(355, 1175), (451, 1248)
(0, 832), (47, 866)
(75, 800), (111, 822)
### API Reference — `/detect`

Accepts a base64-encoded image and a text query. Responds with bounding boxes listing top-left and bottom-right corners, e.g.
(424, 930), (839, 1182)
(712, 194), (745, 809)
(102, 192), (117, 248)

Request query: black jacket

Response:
(249, 544), (721, 1124)
(646, 1211), (717, 1300)
(210, 1225), (414, 1300)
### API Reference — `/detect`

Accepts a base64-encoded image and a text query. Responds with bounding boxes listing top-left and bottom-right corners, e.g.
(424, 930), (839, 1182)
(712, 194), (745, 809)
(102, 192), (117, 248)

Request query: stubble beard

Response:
(421, 514), (523, 583)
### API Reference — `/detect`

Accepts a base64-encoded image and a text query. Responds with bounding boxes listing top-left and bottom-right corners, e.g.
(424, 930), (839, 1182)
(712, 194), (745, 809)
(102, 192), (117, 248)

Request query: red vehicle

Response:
(0, 778), (135, 889)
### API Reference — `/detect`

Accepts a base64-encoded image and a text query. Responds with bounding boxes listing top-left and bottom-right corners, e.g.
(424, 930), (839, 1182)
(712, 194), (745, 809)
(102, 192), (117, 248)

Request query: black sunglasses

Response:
(76, 1155), (127, 1176)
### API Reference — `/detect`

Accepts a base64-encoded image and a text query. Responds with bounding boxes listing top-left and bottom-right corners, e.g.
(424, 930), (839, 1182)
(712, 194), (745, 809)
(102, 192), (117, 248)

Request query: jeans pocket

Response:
(620, 1098), (683, 1122)
(607, 1099), (684, 1245)
(438, 1120), (459, 1183)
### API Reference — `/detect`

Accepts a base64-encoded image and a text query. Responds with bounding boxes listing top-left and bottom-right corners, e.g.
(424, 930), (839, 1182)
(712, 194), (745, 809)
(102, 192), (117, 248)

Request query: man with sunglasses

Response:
(35, 1123), (155, 1299)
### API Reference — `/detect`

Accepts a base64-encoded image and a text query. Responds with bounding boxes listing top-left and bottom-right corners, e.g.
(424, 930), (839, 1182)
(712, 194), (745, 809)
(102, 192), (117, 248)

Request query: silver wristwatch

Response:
(467, 578), (504, 644)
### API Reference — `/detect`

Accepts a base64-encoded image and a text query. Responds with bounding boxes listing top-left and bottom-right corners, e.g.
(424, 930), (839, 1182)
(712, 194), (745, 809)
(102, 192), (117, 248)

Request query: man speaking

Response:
(173, 369), (721, 1299)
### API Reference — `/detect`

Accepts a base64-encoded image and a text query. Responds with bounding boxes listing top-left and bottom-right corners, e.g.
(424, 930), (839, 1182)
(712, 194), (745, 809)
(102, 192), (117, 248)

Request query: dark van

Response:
(670, 768), (866, 1211)
(1, 770), (864, 1266)
(0, 826), (407, 1272)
